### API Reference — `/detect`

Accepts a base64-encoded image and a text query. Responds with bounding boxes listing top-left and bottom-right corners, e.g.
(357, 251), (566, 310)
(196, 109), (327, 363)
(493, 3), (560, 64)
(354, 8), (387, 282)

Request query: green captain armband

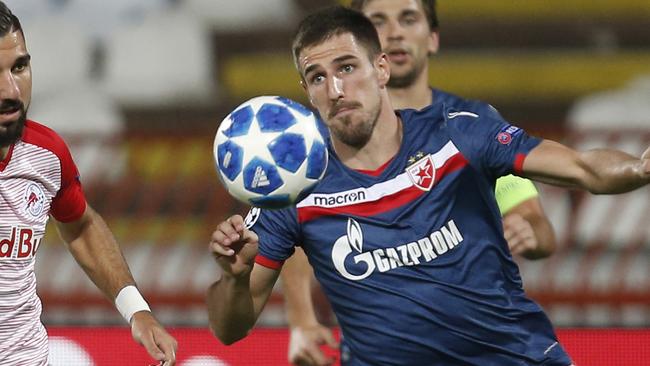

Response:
(494, 175), (539, 215)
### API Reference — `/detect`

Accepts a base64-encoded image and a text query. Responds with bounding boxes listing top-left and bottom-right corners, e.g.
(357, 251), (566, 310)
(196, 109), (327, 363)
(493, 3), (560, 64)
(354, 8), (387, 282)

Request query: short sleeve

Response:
(494, 175), (539, 215)
(446, 103), (542, 181)
(50, 143), (86, 222)
(245, 206), (299, 269)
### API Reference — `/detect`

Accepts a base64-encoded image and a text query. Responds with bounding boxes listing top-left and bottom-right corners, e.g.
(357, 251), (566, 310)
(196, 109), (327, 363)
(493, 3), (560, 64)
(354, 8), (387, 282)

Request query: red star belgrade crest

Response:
(406, 155), (435, 191)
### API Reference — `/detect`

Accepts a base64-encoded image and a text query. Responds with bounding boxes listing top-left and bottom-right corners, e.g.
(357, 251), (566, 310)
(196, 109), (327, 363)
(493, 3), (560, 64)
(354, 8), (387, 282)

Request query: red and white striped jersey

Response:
(0, 120), (86, 365)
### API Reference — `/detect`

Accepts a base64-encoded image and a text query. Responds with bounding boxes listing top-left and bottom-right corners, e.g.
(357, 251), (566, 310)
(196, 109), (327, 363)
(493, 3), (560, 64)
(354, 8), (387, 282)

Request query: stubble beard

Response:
(0, 108), (27, 148)
(331, 98), (382, 149)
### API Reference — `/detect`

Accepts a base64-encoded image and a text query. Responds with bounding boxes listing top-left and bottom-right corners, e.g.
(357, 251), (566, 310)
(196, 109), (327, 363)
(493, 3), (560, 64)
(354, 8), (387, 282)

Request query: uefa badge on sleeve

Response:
(496, 125), (521, 145)
(496, 132), (512, 145)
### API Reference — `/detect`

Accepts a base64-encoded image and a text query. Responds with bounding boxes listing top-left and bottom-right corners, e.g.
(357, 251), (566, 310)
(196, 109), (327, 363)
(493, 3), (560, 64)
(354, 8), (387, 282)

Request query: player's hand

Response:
(210, 215), (259, 278)
(641, 146), (650, 176)
(130, 311), (177, 366)
(503, 213), (538, 256)
(288, 324), (338, 366)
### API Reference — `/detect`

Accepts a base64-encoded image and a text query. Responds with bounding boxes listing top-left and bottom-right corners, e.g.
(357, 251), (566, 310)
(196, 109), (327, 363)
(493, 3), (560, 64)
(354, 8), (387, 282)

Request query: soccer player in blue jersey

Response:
(207, 6), (649, 365)
(282, 1), (558, 364)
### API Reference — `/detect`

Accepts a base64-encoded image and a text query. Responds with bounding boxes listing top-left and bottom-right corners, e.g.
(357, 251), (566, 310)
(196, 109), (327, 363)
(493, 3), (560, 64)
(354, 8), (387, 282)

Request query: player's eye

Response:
(402, 15), (417, 25)
(12, 57), (30, 73)
(310, 74), (325, 85)
(340, 64), (354, 74)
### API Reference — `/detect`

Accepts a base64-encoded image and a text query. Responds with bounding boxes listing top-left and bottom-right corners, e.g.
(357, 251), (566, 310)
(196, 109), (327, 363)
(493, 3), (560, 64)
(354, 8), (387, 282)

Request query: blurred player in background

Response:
(282, 1), (557, 364)
(208, 5), (650, 365)
(0, 2), (177, 365)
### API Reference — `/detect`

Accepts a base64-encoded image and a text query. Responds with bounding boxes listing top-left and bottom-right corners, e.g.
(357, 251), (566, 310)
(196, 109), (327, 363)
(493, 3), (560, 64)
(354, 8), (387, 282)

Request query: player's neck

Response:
(388, 73), (432, 110)
(333, 92), (402, 171)
(0, 146), (8, 160)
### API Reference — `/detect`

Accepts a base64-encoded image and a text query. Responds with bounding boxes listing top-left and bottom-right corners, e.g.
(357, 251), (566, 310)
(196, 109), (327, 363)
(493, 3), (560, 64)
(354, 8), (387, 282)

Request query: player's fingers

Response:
(503, 213), (524, 229)
(503, 228), (514, 242)
(241, 229), (259, 245)
(521, 225), (535, 241)
(210, 233), (239, 255)
(505, 226), (525, 250)
(216, 219), (242, 243)
(210, 230), (233, 247)
(641, 150), (650, 174)
(509, 241), (524, 254)
(321, 330), (339, 349)
(502, 218), (517, 239)
(293, 352), (317, 366)
(503, 225), (516, 243)
(154, 329), (177, 366)
(210, 241), (235, 257)
(228, 214), (246, 232)
(503, 216), (530, 241)
(303, 343), (333, 366)
(514, 222), (535, 247)
(641, 146), (650, 160)
(138, 330), (166, 362)
(210, 225), (245, 257)
(211, 229), (229, 243)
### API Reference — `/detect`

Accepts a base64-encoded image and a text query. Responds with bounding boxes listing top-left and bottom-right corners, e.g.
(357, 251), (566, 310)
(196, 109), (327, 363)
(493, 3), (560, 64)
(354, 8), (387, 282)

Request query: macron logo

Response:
(447, 111), (479, 119)
(313, 190), (367, 208)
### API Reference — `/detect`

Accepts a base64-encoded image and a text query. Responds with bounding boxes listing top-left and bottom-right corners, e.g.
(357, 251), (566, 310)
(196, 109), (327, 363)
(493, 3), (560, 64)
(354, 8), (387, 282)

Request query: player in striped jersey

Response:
(207, 6), (649, 365)
(0, 2), (176, 365)
(283, 1), (556, 364)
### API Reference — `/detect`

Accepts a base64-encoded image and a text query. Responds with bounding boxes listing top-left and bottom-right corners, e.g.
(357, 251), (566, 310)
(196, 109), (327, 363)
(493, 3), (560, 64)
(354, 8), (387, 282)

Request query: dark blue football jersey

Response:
(248, 95), (572, 366)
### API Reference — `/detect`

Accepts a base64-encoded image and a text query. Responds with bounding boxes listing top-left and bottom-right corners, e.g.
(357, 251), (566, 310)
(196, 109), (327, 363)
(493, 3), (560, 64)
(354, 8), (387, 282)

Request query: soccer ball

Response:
(214, 96), (328, 209)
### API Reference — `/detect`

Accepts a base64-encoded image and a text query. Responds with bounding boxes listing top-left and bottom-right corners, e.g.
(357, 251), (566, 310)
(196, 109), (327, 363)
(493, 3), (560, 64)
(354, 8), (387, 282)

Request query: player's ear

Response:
(428, 30), (440, 56)
(376, 53), (390, 87)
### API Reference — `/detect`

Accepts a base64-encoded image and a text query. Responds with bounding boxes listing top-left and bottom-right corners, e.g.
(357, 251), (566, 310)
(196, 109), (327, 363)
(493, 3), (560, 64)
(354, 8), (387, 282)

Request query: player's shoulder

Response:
(399, 99), (445, 126)
(430, 92), (508, 136)
(432, 88), (465, 107)
(21, 120), (72, 159)
(433, 89), (500, 120)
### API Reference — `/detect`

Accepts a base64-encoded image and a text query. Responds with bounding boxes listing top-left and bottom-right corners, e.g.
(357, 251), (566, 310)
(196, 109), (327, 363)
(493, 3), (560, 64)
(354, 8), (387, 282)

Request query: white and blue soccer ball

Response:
(214, 96), (328, 209)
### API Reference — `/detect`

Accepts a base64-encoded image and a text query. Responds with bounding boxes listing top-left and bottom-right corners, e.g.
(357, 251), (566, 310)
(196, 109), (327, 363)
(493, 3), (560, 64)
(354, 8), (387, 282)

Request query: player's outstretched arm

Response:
(523, 140), (650, 193)
(207, 215), (279, 345)
(503, 198), (556, 260)
(282, 248), (338, 366)
(54, 204), (177, 365)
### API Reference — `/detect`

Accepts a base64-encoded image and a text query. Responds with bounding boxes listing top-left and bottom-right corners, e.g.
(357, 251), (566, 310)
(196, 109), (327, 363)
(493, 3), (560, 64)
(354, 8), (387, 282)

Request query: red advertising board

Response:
(47, 328), (650, 365)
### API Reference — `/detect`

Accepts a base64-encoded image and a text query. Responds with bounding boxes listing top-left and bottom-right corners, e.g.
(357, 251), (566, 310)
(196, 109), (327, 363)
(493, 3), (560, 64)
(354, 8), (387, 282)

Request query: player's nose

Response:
(327, 76), (344, 101)
(0, 71), (20, 101)
(385, 19), (405, 40)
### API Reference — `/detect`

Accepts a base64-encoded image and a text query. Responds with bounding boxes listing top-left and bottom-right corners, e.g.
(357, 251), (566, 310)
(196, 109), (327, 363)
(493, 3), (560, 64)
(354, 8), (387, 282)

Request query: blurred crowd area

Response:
(7, 0), (650, 327)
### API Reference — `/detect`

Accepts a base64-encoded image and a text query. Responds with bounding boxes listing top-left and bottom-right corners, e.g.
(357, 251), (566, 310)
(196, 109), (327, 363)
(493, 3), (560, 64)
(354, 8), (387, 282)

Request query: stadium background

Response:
(5, 0), (650, 364)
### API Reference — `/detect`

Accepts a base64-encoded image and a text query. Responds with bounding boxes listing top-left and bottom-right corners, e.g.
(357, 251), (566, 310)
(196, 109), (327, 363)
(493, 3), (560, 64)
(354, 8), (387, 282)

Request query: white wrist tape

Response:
(115, 285), (151, 323)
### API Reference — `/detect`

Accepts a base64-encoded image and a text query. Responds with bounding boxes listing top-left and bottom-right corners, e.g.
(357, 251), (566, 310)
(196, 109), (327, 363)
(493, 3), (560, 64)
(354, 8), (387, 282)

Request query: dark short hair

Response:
(350, 0), (439, 30)
(292, 6), (382, 72)
(0, 1), (23, 38)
